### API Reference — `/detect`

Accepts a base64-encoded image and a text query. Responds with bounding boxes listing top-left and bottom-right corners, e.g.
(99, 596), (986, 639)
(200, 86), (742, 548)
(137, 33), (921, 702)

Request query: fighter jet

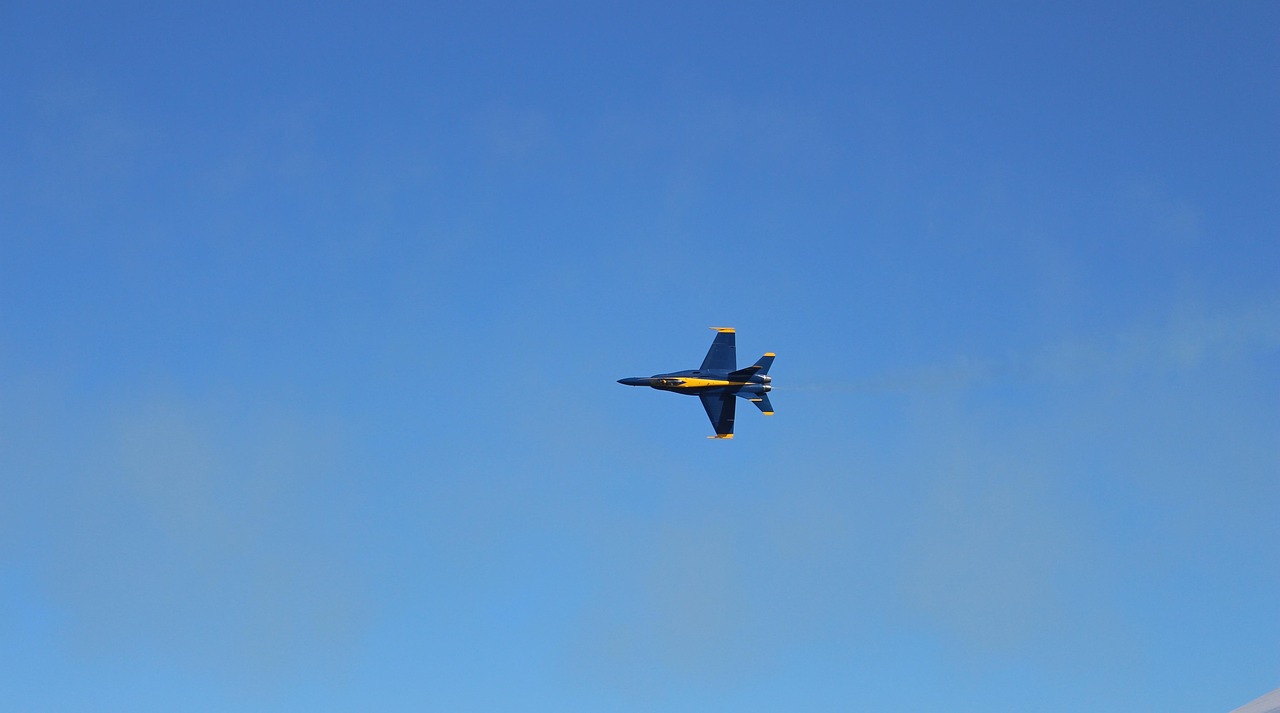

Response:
(617, 328), (775, 439)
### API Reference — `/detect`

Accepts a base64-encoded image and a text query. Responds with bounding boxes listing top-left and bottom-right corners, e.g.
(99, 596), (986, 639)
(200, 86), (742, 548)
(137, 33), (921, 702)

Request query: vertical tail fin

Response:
(728, 353), (776, 380)
(734, 390), (775, 415)
(753, 353), (775, 375)
(752, 393), (774, 415)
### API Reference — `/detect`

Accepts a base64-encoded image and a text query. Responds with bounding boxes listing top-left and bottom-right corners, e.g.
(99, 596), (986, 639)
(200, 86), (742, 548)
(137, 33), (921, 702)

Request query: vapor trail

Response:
(775, 302), (1279, 396)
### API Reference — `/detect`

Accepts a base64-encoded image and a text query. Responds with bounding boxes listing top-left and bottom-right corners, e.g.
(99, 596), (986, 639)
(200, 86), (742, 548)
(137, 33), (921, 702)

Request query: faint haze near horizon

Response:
(2, 2), (1277, 712)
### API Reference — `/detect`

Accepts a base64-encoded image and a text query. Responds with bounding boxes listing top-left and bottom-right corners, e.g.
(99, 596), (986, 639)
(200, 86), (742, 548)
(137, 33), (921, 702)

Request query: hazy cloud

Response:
(2, 380), (368, 687)
(897, 448), (1075, 651)
(1025, 301), (1280, 382)
(566, 458), (896, 695)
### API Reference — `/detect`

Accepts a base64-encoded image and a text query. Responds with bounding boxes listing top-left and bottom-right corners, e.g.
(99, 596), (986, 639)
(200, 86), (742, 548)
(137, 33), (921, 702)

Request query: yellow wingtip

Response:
(763, 411), (775, 416)
(708, 433), (734, 439)
(764, 352), (775, 357)
(710, 326), (736, 333)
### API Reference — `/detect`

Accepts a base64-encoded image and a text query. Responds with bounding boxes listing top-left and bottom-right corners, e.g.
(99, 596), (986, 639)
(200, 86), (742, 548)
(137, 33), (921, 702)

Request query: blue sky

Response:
(2, 2), (1277, 711)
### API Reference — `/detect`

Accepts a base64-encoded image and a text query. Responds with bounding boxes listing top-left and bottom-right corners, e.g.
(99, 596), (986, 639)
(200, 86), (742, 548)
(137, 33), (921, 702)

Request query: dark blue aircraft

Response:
(618, 328), (775, 439)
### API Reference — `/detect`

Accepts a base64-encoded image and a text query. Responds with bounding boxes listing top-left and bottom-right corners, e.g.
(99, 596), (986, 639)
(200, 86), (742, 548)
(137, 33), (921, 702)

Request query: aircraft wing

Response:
(1229, 687), (1280, 713)
(699, 328), (737, 372)
(699, 391), (736, 438)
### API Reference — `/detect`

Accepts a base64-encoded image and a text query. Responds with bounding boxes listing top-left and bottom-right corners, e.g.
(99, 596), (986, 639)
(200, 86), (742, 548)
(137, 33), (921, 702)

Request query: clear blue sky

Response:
(2, 2), (1277, 711)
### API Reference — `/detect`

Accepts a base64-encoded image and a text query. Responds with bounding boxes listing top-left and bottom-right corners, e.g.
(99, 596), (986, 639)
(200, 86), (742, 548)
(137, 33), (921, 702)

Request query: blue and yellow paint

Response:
(617, 328), (776, 438)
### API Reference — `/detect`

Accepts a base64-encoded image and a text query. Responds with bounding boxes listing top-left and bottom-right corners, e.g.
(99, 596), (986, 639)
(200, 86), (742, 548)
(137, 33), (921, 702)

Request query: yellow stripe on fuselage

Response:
(663, 378), (742, 389)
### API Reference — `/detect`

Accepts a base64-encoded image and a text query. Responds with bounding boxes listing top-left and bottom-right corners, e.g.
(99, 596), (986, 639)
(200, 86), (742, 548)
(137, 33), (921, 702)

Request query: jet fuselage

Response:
(617, 371), (771, 395)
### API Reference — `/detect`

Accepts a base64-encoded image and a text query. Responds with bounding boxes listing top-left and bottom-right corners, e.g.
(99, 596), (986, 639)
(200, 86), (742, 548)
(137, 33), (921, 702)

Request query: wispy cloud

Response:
(780, 300), (1280, 395)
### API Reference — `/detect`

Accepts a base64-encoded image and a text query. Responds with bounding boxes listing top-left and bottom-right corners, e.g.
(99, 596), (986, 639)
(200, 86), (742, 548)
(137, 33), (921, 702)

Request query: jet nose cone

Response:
(618, 377), (649, 386)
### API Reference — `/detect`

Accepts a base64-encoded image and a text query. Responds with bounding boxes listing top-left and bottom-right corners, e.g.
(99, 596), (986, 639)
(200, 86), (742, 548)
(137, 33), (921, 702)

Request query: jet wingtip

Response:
(708, 433), (734, 439)
(709, 326), (736, 333)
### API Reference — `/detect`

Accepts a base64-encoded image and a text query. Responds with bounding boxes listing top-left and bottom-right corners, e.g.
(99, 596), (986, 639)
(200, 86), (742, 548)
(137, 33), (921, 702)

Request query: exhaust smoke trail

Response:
(774, 357), (998, 395)
(775, 303), (1280, 396)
